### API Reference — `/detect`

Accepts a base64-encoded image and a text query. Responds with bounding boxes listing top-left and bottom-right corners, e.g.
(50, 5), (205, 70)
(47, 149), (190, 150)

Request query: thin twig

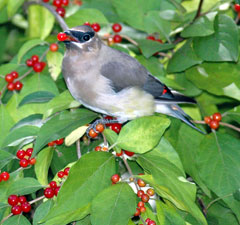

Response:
(121, 34), (139, 46)
(0, 213), (13, 224)
(206, 193), (233, 211)
(24, 1), (69, 31)
(139, 215), (147, 225)
(193, 0), (204, 21)
(29, 195), (45, 204)
(76, 139), (81, 159)
(102, 132), (108, 146)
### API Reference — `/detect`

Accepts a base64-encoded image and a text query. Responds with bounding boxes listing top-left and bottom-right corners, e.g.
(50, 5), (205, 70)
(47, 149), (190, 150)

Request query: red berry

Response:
(48, 141), (55, 147)
(16, 150), (26, 159)
(84, 22), (91, 26)
(29, 158), (36, 165)
(89, 129), (98, 138)
(56, 7), (65, 17)
(40, 62), (46, 70)
(113, 34), (122, 43)
(134, 208), (141, 216)
(53, 0), (62, 7)
(156, 39), (163, 43)
(141, 194), (150, 203)
(11, 71), (19, 79)
(111, 174), (120, 183)
(54, 186), (60, 196)
(18, 196), (27, 204)
(147, 188), (155, 196)
(137, 201), (144, 208)
(55, 138), (64, 145)
(91, 23), (101, 32)
(7, 82), (15, 91)
(146, 35), (155, 41)
(5, 74), (14, 83)
(235, 4), (240, 12)
(145, 218), (151, 223)
(31, 55), (39, 64)
(212, 112), (222, 122)
(209, 120), (219, 130)
(14, 81), (23, 91)
(0, 177), (2, 182)
(140, 206), (146, 213)
(95, 146), (101, 151)
(8, 195), (19, 206)
(49, 181), (57, 188)
(1, 172), (10, 181)
(43, 0), (50, 2)
(109, 123), (122, 133)
(137, 190), (144, 198)
(11, 205), (22, 215)
(64, 167), (70, 176)
(137, 179), (146, 187)
(50, 43), (59, 52)
(124, 150), (134, 157)
(62, 0), (69, 6)
(116, 150), (123, 157)
(148, 221), (156, 225)
(96, 123), (104, 133)
(19, 159), (29, 168)
(57, 32), (67, 41)
(112, 23), (122, 33)
(21, 202), (31, 213)
(33, 62), (43, 72)
(26, 148), (33, 157)
(204, 116), (211, 124)
(44, 188), (55, 198)
(58, 171), (65, 178)
(26, 59), (34, 67)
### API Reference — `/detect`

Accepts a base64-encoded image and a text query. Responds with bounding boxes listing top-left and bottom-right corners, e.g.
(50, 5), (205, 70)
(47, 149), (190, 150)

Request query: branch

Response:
(1, 213), (13, 224)
(24, 1), (69, 31)
(76, 139), (81, 159)
(193, 0), (204, 21)
(206, 193), (233, 211)
(29, 195), (45, 204)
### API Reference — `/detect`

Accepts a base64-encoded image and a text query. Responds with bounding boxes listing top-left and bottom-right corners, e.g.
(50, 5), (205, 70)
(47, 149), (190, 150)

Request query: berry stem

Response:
(76, 139), (81, 159)
(0, 213), (13, 224)
(139, 215), (147, 225)
(193, 0), (204, 21)
(206, 193), (232, 212)
(24, 1), (69, 31)
(29, 195), (45, 204)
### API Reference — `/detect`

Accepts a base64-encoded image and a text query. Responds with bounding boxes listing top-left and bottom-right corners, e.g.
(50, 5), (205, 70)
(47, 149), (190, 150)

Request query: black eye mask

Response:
(69, 31), (95, 43)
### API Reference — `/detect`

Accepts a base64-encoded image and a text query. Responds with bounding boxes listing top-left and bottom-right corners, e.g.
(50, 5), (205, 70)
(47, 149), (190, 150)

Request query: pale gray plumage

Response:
(62, 25), (202, 132)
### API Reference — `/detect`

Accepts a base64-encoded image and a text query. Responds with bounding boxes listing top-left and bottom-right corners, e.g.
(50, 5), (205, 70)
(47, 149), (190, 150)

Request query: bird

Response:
(61, 25), (203, 133)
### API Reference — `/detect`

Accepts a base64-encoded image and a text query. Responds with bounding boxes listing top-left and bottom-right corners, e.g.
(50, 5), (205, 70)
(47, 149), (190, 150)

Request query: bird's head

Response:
(63, 25), (101, 53)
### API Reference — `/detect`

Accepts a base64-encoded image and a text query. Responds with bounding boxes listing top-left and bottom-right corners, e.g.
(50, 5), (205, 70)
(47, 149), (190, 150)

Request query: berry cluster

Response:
(104, 116), (122, 134)
(5, 71), (23, 91)
(57, 167), (70, 178)
(111, 23), (122, 43)
(141, 218), (156, 225)
(84, 22), (101, 32)
(0, 171), (10, 182)
(48, 138), (64, 147)
(44, 181), (60, 198)
(26, 55), (46, 73)
(88, 123), (105, 138)
(42, 0), (69, 17)
(16, 148), (36, 168)
(94, 145), (109, 152)
(146, 35), (163, 43)
(204, 112), (222, 130)
(49, 43), (59, 52)
(115, 149), (135, 157)
(8, 195), (31, 215)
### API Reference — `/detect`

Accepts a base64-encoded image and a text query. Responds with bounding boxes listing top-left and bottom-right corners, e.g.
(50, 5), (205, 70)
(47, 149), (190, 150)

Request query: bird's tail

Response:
(155, 102), (205, 134)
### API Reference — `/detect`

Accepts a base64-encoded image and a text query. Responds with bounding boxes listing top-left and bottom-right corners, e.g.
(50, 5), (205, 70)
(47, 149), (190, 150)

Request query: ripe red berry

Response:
(18, 196), (27, 204)
(140, 206), (146, 213)
(48, 141), (55, 147)
(53, 0), (62, 7)
(57, 32), (67, 41)
(146, 35), (155, 41)
(58, 171), (65, 178)
(111, 174), (120, 183)
(26, 148), (33, 157)
(134, 208), (141, 216)
(235, 4), (240, 12)
(5, 74), (14, 83)
(26, 59), (34, 67)
(49, 181), (57, 189)
(141, 194), (150, 203)
(19, 159), (29, 168)
(56, 7), (65, 17)
(204, 116), (211, 124)
(137, 201), (144, 208)
(137, 179), (146, 187)
(11, 71), (19, 79)
(91, 23), (101, 32)
(31, 55), (39, 64)
(11, 205), (22, 215)
(55, 138), (64, 145)
(33, 62), (43, 73)
(64, 167), (70, 176)
(156, 39), (163, 43)
(147, 188), (155, 196)
(96, 123), (104, 133)
(84, 22), (91, 26)
(95, 146), (102, 151)
(8, 195), (19, 206)
(29, 158), (36, 165)
(44, 188), (55, 198)
(124, 150), (134, 157)
(109, 123), (122, 133)
(112, 23), (122, 33)
(116, 150), (123, 157)
(14, 81), (23, 91)
(212, 112), (222, 122)
(21, 202), (31, 213)
(54, 186), (60, 196)
(113, 34), (122, 43)
(7, 82), (15, 91)
(209, 120), (219, 130)
(50, 43), (59, 52)
(145, 218), (151, 223)
(148, 220), (156, 225)
(1, 172), (10, 181)
(137, 190), (144, 198)
(62, 0), (69, 6)
(16, 150), (26, 159)
(89, 129), (98, 138)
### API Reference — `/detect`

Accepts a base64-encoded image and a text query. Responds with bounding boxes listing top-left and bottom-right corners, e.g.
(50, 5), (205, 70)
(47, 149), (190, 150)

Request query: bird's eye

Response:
(83, 34), (91, 41)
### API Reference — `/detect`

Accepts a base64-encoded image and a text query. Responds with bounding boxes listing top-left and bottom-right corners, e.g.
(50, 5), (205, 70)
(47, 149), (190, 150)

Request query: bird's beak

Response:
(63, 31), (79, 43)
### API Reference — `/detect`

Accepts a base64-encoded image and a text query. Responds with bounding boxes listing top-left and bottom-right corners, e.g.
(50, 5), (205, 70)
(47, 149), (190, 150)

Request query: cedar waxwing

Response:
(61, 25), (203, 133)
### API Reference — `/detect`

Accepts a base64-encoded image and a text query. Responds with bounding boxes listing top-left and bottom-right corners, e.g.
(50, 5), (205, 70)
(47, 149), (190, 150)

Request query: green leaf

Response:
(3, 215), (31, 225)
(2, 125), (39, 148)
(42, 152), (116, 225)
(76, 215), (91, 225)
(186, 62), (240, 101)
(35, 147), (54, 185)
(0, 150), (15, 170)
(7, 178), (43, 196)
(167, 39), (202, 73)
(33, 200), (53, 225)
(138, 40), (175, 58)
(7, 0), (24, 18)
(28, 5), (55, 40)
(233, 188), (240, 201)
(34, 109), (98, 156)
(43, 90), (80, 119)
(193, 14), (239, 62)
(91, 183), (136, 225)
(103, 128), (121, 153)
(117, 116), (170, 153)
(181, 12), (217, 37)
(17, 39), (46, 63)
(46, 51), (64, 81)
(66, 8), (108, 27)
(225, 106), (240, 124)
(18, 91), (56, 107)
(197, 133), (240, 221)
